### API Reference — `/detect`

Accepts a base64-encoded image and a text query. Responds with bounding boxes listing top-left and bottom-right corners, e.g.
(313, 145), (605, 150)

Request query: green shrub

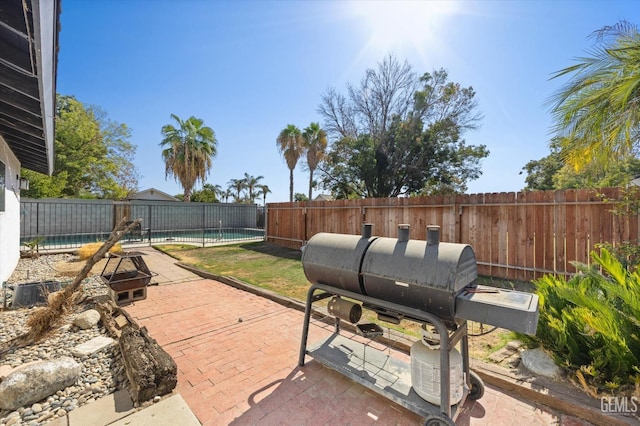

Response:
(533, 248), (640, 394)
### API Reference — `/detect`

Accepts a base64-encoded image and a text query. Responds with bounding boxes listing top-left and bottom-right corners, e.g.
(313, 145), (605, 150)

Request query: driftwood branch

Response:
(65, 217), (143, 295)
(95, 298), (177, 403)
(27, 217), (143, 340)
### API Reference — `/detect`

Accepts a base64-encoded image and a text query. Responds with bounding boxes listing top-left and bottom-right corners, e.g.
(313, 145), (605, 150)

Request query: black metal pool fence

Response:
(20, 198), (266, 251)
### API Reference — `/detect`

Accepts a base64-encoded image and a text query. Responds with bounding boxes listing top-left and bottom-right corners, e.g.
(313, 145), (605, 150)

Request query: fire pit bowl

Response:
(100, 252), (152, 292)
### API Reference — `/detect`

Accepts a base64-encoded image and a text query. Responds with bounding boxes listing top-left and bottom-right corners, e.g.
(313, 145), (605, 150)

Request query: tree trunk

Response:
(289, 168), (294, 202)
(308, 168), (314, 201)
(95, 298), (177, 403)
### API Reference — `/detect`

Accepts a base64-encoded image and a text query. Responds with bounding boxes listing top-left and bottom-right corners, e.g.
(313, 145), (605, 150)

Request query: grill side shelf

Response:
(455, 285), (540, 336)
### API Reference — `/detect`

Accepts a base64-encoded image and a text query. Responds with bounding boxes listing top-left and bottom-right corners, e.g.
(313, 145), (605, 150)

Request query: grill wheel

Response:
(423, 413), (455, 426)
(468, 370), (485, 400)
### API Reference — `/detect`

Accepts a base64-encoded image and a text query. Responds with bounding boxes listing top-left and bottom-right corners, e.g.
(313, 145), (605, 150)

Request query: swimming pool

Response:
(21, 227), (265, 251)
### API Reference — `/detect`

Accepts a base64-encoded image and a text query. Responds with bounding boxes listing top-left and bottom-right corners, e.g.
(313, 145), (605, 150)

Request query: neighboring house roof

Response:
(129, 188), (180, 202)
(0, 0), (61, 175)
(314, 194), (335, 201)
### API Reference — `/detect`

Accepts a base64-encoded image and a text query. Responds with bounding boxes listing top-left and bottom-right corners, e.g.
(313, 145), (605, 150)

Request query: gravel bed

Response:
(0, 255), (128, 425)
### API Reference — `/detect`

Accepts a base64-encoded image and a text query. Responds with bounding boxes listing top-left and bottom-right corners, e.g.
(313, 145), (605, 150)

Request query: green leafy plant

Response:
(532, 248), (640, 394)
(596, 186), (640, 270)
(22, 237), (45, 258)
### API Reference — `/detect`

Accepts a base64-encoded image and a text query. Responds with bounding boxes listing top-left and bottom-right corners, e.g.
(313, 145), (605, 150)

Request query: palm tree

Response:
(257, 184), (271, 206)
(276, 124), (303, 202)
(211, 183), (224, 202)
(302, 122), (328, 200)
(203, 183), (223, 202)
(242, 172), (264, 203)
(228, 178), (245, 202)
(222, 188), (232, 203)
(549, 21), (640, 170)
(160, 114), (217, 202)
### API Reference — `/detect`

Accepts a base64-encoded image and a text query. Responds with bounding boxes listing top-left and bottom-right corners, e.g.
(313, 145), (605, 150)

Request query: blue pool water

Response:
(21, 228), (265, 251)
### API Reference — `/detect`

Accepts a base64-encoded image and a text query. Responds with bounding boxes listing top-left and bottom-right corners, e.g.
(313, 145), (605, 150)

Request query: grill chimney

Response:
(362, 223), (373, 238)
(398, 224), (410, 242)
(427, 225), (440, 245)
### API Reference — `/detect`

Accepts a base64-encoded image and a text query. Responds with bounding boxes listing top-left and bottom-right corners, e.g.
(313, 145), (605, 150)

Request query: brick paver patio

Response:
(125, 271), (591, 425)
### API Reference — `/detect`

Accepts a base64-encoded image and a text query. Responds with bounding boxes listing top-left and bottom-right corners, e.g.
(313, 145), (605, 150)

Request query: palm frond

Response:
(549, 21), (640, 170)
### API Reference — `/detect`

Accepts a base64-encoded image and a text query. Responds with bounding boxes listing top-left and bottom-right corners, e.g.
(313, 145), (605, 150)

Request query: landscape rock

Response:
(73, 309), (101, 329)
(505, 354), (521, 368)
(505, 340), (523, 351)
(0, 364), (13, 379)
(71, 336), (116, 357)
(521, 348), (563, 379)
(0, 357), (81, 410)
(488, 346), (515, 363)
(1, 254), (126, 425)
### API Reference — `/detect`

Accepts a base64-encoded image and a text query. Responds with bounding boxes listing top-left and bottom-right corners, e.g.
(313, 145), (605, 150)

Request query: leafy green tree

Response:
(276, 124), (304, 202)
(96, 109), (140, 198)
(549, 20), (640, 171)
(521, 139), (565, 191)
(522, 138), (640, 190)
(318, 57), (486, 198)
(160, 114), (218, 202)
(20, 169), (67, 198)
(302, 122), (327, 200)
(554, 156), (640, 189)
(294, 192), (308, 202)
(191, 183), (220, 202)
(21, 95), (139, 199)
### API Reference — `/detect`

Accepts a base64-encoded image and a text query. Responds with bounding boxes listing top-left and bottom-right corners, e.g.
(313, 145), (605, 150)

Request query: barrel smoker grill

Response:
(298, 224), (539, 425)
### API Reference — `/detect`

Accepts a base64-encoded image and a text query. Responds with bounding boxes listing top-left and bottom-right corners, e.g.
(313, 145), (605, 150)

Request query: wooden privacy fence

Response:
(266, 188), (639, 282)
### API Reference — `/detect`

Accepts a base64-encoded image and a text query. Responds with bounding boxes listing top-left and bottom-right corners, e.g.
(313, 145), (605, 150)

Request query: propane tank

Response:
(410, 324), (464, 405)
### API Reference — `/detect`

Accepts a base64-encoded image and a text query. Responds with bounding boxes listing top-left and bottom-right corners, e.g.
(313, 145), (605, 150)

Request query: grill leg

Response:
(298, 286), (317, 366)
(460, 322), (471, 389)
(434, 318), (451, 418)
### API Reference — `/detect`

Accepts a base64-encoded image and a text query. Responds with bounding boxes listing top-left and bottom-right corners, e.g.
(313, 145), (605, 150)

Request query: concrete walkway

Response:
(114, 247), (596, 426)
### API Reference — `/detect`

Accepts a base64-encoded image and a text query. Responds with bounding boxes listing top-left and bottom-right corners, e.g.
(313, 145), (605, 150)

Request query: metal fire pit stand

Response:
(299, 283), (479, 426)
(100, 252), (153, 305)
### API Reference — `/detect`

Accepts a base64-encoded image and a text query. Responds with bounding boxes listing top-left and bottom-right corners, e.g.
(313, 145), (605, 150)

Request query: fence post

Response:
(303, 205), (308, 244)
(264, 204), (268, 242)
(148, 205), (152, 246)
(454, 201), (462, 243)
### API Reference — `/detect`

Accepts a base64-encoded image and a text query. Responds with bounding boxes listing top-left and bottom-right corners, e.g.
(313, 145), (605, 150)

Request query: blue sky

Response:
(56, 0), (640, 203)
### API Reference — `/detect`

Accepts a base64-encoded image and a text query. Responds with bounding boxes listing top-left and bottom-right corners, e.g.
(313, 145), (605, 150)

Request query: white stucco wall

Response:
(0, 136), (21, 283)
